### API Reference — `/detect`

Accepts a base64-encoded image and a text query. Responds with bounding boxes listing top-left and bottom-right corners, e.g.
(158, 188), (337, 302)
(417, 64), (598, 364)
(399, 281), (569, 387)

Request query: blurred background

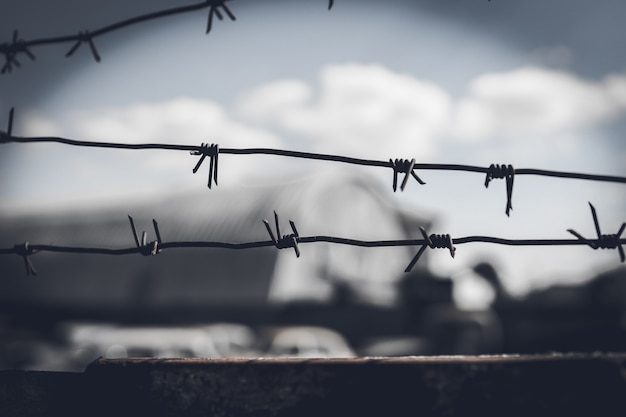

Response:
(1, 0), (625, 371)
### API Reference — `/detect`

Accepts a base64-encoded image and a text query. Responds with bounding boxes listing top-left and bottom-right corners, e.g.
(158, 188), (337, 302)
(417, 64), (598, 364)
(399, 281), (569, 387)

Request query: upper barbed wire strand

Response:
(1, 0), (338, 72)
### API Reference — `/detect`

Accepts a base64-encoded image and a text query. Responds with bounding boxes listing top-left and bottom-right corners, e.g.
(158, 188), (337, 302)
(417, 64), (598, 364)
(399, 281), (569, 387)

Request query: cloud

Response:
(16, 65), (626, 203)
(452, 66), (626, 140)
(237, 63), (452, 160)
(18, 97), (286, 196)
(238, 64), (626, 151)
(237, 79), (313, 122)
(68, 97), (282, 148)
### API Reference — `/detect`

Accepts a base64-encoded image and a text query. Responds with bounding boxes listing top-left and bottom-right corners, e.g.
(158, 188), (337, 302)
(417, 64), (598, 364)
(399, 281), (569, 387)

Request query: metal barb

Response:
(1, 107), (14, 141)
(329, 0), (335, 10)
(567, 202), (625, 262)
(206, 0), (236, 34)
(262, 212), (300, 257)
(191, 143), (219, 188)
(405, 227), (456, 273)
(66, 31), (101, 62)
(484, 163), (515, 216)
(14, 242), (37, 276)
(7, 107), (14, 137)
(1, 30), (35, 74)
(128, 215), (162, 256)
(390, 158), (426, 192)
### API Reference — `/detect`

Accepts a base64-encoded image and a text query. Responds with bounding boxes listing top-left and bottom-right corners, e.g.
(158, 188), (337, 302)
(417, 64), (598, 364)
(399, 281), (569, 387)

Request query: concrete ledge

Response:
(2, 354), (625, 416)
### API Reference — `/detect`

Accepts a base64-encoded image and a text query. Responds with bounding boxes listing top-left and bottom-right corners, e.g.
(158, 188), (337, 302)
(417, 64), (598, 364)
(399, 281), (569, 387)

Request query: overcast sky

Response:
(1, 0), (625, 295)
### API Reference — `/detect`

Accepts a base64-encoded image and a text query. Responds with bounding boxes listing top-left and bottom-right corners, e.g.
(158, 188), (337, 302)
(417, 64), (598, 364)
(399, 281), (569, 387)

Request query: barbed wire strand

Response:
(3, 134), (624, 184)
(1, 207), (624, 276)
(0, 0), (335, 72)
(2, 132), (625, 215)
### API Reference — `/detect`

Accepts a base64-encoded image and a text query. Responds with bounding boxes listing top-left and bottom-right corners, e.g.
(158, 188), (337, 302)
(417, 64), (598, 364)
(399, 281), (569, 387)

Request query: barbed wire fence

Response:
(1, 109), (625, 275)
(1, 1), (624, 277)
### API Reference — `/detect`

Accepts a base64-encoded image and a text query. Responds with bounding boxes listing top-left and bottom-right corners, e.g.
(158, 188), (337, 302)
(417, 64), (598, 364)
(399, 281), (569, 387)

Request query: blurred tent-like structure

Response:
(0, 169), (433, 320)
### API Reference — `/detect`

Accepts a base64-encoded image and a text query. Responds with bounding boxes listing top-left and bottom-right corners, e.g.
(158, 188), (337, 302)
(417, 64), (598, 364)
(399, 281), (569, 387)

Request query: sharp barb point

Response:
(128, 215), (140, 248)
(400, 159), (414, 191)
(263, 219), (277, 244)
(589, 202), (602, 239)
(7, 107), (14, 136)
(405, 245), (428, 273)
(274, 211), (281, 239)
(289, 220), (299, 237)
(222, 3), (237, 20)
(153, 219), (162, 244)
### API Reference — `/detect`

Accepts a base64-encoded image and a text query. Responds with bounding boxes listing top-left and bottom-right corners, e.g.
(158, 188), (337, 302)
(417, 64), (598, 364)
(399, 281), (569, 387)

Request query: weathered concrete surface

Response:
(2, 354), (625, 417)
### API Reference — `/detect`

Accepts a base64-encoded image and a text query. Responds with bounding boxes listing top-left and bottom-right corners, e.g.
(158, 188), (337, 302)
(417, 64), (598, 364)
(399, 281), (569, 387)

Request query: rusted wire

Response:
(1, 206), (624, 275)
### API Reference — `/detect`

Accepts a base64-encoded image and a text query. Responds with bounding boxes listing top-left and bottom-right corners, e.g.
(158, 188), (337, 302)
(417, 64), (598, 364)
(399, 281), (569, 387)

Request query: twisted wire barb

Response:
(485, 164), (515, 216)
(567, 202), (625, 262)
(0, 31), (35, 74)
(12, 242), (38, 276)
(128, 215), (163, 256)
(263, 211), (301, 257)
(1, 207), (624, 275)
(1, 0), (337, 72)
(191, 143), (219, 188)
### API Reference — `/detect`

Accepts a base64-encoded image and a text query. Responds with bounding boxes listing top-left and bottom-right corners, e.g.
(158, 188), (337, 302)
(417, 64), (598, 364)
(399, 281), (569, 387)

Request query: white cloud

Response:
(452, 67), (626, 140)
(237, 79), (312, 122)
(16, 97), (286, 198)
(238, 63), (452, 160)
(236, 64), (626, 162)
(69, 97), (282, 149)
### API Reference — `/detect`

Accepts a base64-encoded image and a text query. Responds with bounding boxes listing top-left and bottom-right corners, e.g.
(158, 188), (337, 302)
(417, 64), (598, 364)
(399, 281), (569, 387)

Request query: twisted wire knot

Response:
(405, 227), (455, 272)
(567, 202), (625, 262)
(427, 233), (456, 253)
(66, 30), (101, 62)
(390, 158), (426, 192)
(263, 211), (301, 257)
(205, 0), (236, 33)
(595, 234), (621, 250)
(484, 164), (514, 184)
(14, 242), (37, 276)
(275, 234), (299, 251)
(139, 240), (160, 256)
(191, 143), (219, 188)
(128, 216), (163, 257)
(1, 31), (35, 74)
(484, 163), (515, 216)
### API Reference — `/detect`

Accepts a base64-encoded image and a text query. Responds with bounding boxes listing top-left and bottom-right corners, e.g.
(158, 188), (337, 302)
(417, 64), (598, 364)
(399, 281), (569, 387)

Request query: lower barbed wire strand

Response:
(2, 236), (624, 255)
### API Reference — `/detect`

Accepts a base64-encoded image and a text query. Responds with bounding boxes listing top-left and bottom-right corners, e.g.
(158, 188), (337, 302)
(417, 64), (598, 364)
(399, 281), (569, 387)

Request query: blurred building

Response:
(0, 170), (432, 321)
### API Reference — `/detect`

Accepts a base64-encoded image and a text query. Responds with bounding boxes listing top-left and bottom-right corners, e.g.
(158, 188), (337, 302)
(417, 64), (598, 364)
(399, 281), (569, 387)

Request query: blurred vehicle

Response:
(265, 326), (355, 358)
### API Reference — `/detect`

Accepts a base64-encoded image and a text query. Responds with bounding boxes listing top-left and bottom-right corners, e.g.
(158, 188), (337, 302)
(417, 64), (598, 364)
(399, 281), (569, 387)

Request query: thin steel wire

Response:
(2, 236), (624, 256)
(2, 133), (625, 184)
(1, 232), (625, 265)
(2, 207), (624, 275)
